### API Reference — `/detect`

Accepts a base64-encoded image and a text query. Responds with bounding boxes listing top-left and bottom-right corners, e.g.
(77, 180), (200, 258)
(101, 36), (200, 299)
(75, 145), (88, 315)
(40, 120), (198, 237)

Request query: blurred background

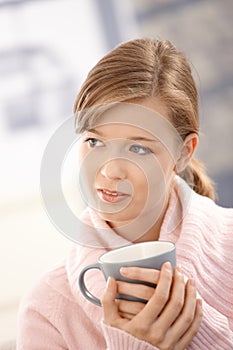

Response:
(0, 0), (232, 346)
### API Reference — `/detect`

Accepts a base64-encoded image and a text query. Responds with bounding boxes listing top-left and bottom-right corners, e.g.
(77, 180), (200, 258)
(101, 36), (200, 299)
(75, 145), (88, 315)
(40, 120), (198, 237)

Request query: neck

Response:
(107, 191), (171, 243)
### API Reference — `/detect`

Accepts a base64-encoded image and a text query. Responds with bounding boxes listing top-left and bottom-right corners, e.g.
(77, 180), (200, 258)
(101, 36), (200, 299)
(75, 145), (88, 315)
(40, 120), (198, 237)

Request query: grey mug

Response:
(79, 241), (176, 306)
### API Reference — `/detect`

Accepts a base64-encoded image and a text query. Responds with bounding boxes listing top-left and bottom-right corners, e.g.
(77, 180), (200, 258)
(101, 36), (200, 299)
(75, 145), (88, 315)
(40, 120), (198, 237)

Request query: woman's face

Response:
(77, 98), (181, 239)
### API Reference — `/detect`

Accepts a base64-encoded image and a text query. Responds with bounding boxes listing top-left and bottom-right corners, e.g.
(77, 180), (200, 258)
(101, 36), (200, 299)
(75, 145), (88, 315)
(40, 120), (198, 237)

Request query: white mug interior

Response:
(100, 241), (174, 263)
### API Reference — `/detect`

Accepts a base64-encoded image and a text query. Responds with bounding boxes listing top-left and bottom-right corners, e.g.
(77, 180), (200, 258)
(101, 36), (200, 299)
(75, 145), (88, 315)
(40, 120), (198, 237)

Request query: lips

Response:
(97, 188), (130, 203)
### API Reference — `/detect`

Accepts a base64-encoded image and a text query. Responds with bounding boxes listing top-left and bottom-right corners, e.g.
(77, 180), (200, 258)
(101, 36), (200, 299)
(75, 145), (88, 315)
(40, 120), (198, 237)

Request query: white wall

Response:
(0, 0), (106, 344)
(0, 197), (73, 343)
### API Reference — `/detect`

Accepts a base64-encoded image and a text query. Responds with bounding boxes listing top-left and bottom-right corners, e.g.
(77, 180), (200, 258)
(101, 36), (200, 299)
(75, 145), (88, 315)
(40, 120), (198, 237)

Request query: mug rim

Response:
(99, 240), (175, 264)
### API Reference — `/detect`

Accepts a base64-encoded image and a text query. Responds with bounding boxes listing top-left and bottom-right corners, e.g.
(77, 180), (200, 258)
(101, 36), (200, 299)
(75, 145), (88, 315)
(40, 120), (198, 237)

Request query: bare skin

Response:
(102, 263), (203, 350)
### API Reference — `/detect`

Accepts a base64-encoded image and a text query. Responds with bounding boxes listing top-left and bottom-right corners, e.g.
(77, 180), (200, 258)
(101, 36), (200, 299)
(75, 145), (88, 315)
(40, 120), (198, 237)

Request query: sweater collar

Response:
(66, 176), (193, 299)
(159, 175), (193, 240)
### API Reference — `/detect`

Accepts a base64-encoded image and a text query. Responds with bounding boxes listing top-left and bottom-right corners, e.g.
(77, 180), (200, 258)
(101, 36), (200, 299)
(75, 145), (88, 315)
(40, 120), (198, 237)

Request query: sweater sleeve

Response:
(190, 298), (233, 349)
(101, 322), (159, 350)
(16, 303), (67, 350)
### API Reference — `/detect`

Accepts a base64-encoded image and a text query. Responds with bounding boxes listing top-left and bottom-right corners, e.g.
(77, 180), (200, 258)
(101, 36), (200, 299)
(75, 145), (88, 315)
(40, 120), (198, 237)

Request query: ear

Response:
(175, 133), (198, 173)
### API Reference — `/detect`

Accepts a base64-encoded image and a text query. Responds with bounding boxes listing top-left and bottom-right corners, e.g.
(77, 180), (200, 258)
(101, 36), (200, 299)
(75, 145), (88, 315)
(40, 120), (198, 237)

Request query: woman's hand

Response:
(102, 263), (203, 350)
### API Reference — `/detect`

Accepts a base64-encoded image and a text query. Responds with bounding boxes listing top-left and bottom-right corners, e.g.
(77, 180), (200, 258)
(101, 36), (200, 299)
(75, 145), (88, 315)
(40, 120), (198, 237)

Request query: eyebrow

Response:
(87, 128), (158, 143)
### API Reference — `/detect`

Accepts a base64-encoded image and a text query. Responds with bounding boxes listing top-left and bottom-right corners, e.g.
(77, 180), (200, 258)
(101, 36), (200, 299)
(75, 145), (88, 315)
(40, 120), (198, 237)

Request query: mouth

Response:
(97, 188), (130, 203)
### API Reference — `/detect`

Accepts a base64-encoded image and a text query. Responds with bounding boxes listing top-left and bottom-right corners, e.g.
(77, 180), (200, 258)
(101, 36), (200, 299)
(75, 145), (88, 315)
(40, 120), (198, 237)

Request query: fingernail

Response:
(164, 262), (172, 271)
(120, 267), (128, 275)
(189, 278), (196, 287)
(106, 276), (112, 289)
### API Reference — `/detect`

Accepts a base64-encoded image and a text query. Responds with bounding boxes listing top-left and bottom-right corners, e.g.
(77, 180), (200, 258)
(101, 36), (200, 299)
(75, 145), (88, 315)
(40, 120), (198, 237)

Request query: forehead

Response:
(85, 103), (182, 147)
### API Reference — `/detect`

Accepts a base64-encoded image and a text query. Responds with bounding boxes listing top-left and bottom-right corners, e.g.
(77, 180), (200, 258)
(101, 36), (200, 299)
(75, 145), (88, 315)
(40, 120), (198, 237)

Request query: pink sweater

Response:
(17, 178), (233, 349)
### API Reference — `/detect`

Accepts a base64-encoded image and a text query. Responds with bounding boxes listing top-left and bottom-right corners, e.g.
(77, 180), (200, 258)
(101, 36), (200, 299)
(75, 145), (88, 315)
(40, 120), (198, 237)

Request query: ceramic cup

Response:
(79, 240), (176, 306)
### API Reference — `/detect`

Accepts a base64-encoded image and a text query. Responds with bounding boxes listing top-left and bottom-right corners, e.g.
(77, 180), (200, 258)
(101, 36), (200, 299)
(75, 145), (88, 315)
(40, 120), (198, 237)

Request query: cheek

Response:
(129, 165), (157, 201)
(156, 150), (176, 178)
(132, 158), (172, 202)
(77, 143), (88, 161)
(77, 144), (95, 175)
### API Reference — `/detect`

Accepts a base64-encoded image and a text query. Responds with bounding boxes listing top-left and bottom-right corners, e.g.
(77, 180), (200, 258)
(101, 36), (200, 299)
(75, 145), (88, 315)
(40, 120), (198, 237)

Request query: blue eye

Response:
(85, 138), (104, 148)
(129, 144), (152, 155)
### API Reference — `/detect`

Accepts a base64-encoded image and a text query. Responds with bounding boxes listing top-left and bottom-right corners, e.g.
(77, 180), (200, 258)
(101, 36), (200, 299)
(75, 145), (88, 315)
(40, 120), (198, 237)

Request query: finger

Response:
(120, 266), (160, 284)
(119, 312), (135, 320)
(174, 299), (203, 350)
(167, 278), (197, 341)
(155, 267), (185, 330)
(117, 281), (154, 301)
(102, 277), (121, 325)
(117, 298), (145, 317)
(135, 262), (173, 325)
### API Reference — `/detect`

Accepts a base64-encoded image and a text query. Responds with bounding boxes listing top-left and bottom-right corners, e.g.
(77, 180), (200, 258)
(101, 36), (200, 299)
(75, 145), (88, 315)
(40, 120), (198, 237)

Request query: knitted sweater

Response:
(16, 178), (233, 349)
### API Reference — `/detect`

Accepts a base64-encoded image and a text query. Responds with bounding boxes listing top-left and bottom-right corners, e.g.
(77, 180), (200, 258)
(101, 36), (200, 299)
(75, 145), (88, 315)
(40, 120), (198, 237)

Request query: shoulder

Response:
(191, 190), (233, 232)
(17, 251), (105, 349)
(18, 245), (105, 322)
(171, 178), (233, 264)
(178, 189), (233, 271)
(18, 260), (76, 324)
(176, 175), (233, 221)
(164, 177), (233, 241)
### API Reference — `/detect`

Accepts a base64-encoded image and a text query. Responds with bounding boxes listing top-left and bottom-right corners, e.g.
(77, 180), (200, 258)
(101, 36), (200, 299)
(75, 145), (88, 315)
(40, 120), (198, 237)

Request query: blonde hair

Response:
(74, 38), (215, 200)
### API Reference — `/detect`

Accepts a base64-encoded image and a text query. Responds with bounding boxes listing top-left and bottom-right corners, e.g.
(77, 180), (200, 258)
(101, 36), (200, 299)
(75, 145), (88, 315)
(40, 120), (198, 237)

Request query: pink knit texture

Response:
(17, 177), (233, 349)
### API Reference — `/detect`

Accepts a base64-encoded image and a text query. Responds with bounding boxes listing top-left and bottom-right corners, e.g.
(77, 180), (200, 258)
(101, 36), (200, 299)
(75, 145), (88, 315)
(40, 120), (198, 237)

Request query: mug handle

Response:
(78, 263), (102, 306)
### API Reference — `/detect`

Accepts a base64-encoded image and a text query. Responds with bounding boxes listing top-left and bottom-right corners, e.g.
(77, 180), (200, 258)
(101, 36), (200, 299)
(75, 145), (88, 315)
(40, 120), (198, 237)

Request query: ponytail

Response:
(180, 158), (216, 200)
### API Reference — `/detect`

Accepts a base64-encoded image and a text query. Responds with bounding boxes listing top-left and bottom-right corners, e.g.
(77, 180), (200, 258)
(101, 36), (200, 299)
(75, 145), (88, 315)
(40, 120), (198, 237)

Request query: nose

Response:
(100, 159), (127, 180)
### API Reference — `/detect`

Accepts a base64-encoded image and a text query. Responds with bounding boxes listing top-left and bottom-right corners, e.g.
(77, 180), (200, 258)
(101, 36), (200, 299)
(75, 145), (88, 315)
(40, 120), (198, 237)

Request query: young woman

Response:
(17, 38), (233, 349)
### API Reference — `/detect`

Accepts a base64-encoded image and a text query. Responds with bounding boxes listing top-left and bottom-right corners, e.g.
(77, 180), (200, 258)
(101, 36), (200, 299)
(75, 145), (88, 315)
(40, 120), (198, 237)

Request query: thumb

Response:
(102, 277), (120, 325)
